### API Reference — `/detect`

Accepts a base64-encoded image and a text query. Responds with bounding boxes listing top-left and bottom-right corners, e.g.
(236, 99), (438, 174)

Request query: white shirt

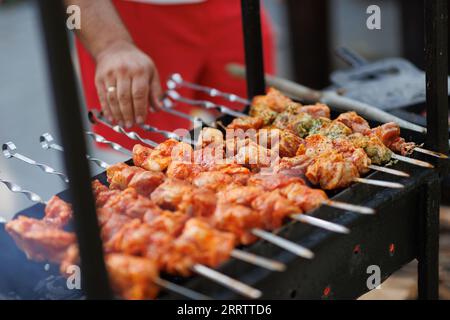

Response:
(125, 0), (206, 5)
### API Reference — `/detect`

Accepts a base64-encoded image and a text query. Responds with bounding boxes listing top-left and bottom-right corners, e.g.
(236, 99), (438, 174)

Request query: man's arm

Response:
(66, 0), (161, 127)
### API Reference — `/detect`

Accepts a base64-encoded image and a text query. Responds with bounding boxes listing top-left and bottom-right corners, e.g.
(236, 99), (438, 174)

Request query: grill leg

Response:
(418, 177), (440, 300)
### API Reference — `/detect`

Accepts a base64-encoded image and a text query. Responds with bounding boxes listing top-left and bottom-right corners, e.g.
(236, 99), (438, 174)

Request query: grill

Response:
(0, 0), (448, 300)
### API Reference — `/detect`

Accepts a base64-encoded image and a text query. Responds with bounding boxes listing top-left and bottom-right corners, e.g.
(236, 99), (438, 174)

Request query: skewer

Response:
(40, 133), (109, 170)
(322, 200), (375, 215)
(2, 142), (69, 183)
(391, 153), (435, 169)
(353, 178), (404, 189)
(88, 111), (158, 148)
(166, 90), (247, 118)
(85, 131), (132, 156)
(39, 136), (289, 272)
(290, 214), (350, 234)
(168, 73), (251, 105)
(139, 123), (196, 145)
(192, 264), (262, 299)
(252, 229), (314, 259)
(368, 164), (410, 177)
(153, 278), (211, 300)
(167, 79), (446, 163)
(161, 97), (214, 128)
(0, 178), (262, 299)
(413, 147), (448, 159)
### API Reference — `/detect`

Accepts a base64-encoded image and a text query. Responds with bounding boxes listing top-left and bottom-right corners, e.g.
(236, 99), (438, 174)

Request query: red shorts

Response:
(76, 0), (276, 149)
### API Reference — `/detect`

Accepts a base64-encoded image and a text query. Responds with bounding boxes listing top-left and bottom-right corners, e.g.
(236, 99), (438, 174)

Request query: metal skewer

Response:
(192, 264), (261, 299)
(88, 111), (158, 148)
(85, 131), (132, 156)
(2, 142), (69, 183)
(323, 200), (375, 215)
(166, 90), (247, 118)
(162, 97), (213, 128)
(413, 147), (448, 159)
(354, 177), (404, 189)
(41, 133), (109, 170)
(391, 153), (435, 169)
(290, 214), (350, 234)
(169, 73), (251, 105)
(368, 164), (410, 177)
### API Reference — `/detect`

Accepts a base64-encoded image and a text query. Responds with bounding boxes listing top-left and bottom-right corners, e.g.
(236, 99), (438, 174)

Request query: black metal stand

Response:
(418, 0), (448, 300)
(37, 0), (112, 299)
(241, 0), (266, 102)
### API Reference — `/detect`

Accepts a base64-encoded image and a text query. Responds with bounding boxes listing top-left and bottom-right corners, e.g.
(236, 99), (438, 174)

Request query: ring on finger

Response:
(107, 86), (117, 94)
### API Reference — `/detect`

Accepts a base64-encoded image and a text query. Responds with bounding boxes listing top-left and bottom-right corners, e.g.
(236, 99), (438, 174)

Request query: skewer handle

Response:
(169, 74), (250, 105)
(192, 264), (262, 299)
(0, 178), (45, 204)
(41, 133), (110, 169)
(85, 131), (132, 156)
(2, 142), (69, 183)
(166, 90), (247, 118)
(89, 111), (158, 148)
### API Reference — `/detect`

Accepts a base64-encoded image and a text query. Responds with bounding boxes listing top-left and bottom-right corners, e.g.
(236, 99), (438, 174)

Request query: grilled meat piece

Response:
(6, 216), (76, 264)
(371, 122), (415, 156)
(44, 196), (73, 228)
(161, 218), (235, 276)
(106, 254), (160, 300)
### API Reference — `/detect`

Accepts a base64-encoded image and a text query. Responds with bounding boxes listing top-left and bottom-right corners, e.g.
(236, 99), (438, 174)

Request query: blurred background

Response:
(0, 0), (448, 299)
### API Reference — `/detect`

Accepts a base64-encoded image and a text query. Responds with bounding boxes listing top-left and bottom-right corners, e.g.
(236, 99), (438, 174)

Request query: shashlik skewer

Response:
(169, 76), (447, 160)
(2, 142), (69, 183)
(0, 178), (212, 300)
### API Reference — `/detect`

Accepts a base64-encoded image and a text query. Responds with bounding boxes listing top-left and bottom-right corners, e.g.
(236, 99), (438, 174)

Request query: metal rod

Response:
(323, 200), (375, 215)
(166, 90), (247, 118)
(368, 164), (410, 177)
(89, 111), (158, 148)
(354, 178), (404, 189)
(85, 131), (132, 156)
(37, 0), (112, 299)
(154, 278), (211, 300)
(2, 142), (69, 183)
(192, 264), (262, 299)
(425, 0), (449, 155)
(169, 74), (250, 105)
(240, 0), (266, 102)
(0, 178), (46, 204)
(414, 147), (448, 159)
(230, 249), (286, 272)
(251, 229), (314, 259)
(391, 154), (434, 169)
(40, 133), (110, 169)
(290, 214), (350, 234)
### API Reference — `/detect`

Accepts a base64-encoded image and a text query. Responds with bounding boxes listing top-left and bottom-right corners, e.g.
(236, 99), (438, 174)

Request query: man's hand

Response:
(65, 0), (162, 127)
(95, 41), (162, 128)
